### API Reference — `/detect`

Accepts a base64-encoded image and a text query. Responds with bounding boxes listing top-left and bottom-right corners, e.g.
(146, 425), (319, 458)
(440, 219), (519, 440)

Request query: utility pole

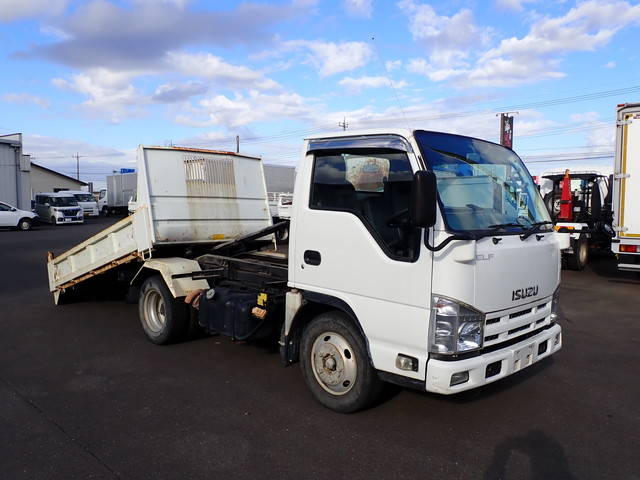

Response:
(496, 112), (518, 149)
(72, 152), (85, 180)
(236, 135), (240, 153)
(339, 117), (349, 131)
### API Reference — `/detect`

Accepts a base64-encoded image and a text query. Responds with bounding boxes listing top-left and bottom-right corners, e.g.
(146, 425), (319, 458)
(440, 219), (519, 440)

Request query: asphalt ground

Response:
(1, 217), (639, 480)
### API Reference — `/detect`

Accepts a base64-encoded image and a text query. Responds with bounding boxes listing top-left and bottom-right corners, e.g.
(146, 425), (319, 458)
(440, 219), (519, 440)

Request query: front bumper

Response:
(425, 324), (562, 394)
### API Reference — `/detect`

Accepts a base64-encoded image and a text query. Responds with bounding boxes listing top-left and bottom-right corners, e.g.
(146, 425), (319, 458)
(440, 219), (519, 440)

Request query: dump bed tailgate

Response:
(47, 207), (152, 296)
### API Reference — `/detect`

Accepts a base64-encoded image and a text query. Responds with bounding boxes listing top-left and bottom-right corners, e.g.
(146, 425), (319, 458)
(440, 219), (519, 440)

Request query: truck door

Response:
(291, 138), (432, 379)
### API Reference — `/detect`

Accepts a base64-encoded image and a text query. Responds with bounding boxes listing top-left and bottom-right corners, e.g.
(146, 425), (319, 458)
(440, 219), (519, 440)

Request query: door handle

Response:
(303, 250), (321, 266)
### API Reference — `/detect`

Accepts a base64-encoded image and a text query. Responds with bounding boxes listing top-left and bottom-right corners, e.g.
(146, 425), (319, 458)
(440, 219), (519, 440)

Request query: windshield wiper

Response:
(487, 222), (527, 231)
(520, 221), (554, 240)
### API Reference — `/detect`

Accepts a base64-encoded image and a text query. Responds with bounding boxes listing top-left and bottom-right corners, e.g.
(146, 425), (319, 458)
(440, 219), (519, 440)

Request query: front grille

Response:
(63, 209), (80, 217)
(483, 297), (553, 347)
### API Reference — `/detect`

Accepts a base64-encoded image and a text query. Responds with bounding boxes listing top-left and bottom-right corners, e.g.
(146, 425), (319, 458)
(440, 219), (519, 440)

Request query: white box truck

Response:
(611, 103), (640, 272)
(48, 132), (567, 413)
(98, 172), (137, 216)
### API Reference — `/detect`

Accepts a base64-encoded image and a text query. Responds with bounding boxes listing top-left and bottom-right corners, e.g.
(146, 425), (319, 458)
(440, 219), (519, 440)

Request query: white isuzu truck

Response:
(611, 103), (640, 272)
(48, 132), (566, 413)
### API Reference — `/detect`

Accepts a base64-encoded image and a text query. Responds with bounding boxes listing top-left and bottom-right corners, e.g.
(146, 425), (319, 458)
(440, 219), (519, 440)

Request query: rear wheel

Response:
(138, 276), (190, 344)
(17, 218), (32, 231)
(300, 311), (384, 413)
(566, 236), (589, 270)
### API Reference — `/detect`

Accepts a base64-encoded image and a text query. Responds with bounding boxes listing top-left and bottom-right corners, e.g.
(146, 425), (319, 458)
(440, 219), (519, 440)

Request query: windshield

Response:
(415, 131), (551, 233)
(51, 196), (78, 207)
(74, 194), (95, 202)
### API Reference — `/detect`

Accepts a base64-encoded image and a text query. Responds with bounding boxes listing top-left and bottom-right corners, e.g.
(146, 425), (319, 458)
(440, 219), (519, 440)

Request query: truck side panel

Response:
(619, 110), (640, 238)
(138, 147), (272, 244)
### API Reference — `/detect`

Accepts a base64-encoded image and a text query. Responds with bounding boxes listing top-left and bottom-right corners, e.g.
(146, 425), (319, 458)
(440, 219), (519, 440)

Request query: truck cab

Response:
(284, 129), (563, 405)
(65, 190), (100, 217)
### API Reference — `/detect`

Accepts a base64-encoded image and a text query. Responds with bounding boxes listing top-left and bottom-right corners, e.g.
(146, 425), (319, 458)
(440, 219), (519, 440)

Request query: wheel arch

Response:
(281, 290), (373, 366)
(131, 258), (209, 299)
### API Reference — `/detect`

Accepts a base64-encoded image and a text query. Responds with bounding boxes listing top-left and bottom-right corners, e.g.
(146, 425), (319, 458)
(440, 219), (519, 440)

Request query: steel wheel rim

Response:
(143, 290), (166, 334)
(311, 331), (357, 395)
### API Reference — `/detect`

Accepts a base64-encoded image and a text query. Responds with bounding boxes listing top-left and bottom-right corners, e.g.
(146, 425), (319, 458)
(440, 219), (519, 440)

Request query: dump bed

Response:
(613, 104), (640, 245)
(48, 146), (272, 300)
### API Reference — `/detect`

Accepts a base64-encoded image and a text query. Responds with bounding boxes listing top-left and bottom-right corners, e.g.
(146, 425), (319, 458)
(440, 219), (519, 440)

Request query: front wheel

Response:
(17, 218), (32, 231)
(138, 276), (190, 344)
(300, 311), (384, 413)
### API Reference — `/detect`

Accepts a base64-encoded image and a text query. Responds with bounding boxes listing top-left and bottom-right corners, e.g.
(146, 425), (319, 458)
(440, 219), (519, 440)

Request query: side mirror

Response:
(410, 170), (437, 228)
(11, 207), (17, 212)
(44, 203), (50, 207)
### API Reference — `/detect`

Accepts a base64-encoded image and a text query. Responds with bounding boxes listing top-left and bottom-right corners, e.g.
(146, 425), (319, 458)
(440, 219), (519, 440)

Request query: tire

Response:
(276, 225), (289, 242)
(300, 311), (384, 413)
(102, 206), (110, 217)
(50, 216), (57, 226)
(17, 218), (32, 231)
(138, 276), (190, 344)
(566, 237), (589, 271)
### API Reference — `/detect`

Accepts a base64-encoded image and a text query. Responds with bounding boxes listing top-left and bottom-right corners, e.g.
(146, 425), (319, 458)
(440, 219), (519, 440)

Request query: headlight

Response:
(429, 295), (485, 355)
(550, 288), (560, 322)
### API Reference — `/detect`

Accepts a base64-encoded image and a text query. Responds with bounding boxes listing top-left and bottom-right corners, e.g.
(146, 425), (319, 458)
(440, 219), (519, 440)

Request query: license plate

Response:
(513, 345), (534, 372)
(64, 218), (71, 222)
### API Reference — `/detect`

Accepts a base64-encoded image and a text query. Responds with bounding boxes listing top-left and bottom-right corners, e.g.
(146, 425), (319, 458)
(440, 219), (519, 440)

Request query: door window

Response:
(310, 150), (419, 261)
(0, 203), (11, 212)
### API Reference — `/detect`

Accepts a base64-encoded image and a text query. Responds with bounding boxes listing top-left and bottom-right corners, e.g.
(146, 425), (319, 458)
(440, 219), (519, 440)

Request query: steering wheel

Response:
(386, 208), (411, 228)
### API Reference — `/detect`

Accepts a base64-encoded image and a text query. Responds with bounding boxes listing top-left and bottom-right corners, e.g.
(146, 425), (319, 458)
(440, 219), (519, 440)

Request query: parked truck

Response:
(611, 103), (640, 273)
(98, 172), (137, 216)
(48, 132), (567, 413)
(540, 169), (614, 270)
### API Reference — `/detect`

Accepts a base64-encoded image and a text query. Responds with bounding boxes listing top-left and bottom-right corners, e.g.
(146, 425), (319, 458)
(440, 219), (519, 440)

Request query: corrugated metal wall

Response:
(0, 139), (31, 210)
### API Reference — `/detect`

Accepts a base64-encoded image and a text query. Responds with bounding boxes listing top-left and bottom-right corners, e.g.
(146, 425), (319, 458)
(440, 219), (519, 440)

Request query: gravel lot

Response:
(1, 217), (638, 479)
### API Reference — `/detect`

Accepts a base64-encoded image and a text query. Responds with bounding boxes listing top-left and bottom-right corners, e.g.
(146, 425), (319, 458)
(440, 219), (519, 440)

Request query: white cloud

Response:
(495, 0), (537, 12)
(408, 0), (640, 88)
(385, 60), (402, 71)
(284, 40), (373, 76)
(175, 90), (312, 128)
(2, 93), (50, 109)
(151, 81), (208, 103)
(0, 0), (68, 22)
(604, 61), (616, 68)
(52, 68), (146, 123)
(344, 0), (372, 18)
(398, 0), (490, 68)
(338, 76), (407, 93)
(166, 51), (281, 90)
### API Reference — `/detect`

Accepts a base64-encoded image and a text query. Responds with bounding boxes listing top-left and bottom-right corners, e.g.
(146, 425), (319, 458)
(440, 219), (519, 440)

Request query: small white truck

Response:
(268, 192), (293, 240)
(98, 172), (138, 216)
(611, 103), (640, 272)
(48, 132), (567, 412)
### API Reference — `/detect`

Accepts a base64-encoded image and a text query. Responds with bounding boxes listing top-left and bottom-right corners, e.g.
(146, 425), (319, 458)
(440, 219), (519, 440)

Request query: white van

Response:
(34, 192), (84, 225)
(65, 190), (99, 217)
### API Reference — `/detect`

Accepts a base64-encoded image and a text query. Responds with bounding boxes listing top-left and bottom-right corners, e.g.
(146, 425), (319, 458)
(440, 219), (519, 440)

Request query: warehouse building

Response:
(0, 133), (30, 210)
(30, 163), (87, 195)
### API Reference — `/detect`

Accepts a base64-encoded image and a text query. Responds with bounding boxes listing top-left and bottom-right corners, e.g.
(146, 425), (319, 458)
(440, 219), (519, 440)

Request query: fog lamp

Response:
(450, 371), (469, 386)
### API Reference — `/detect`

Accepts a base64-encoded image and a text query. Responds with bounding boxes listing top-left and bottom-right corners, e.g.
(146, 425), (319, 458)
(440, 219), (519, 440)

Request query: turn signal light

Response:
(554, 225), (574, 231)
(620, 244), (638, 253)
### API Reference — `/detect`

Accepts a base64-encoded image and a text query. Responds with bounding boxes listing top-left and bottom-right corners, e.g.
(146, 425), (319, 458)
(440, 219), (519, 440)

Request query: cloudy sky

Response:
(1, 0), (639, 187)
